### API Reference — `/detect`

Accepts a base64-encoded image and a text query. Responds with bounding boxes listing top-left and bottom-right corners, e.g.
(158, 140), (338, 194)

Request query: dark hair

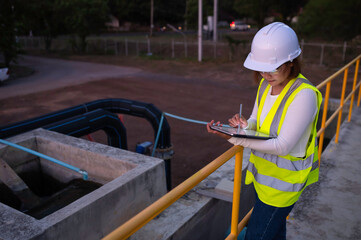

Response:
(253, 57), (302, 84)
(288, 57), (302, 80)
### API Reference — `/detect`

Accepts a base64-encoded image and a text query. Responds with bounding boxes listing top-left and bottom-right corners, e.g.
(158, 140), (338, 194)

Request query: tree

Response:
(0, 0), (20, 67)
(108, 0), (150, 25)
(233, 0), (273, 28)
(155, 0), (186, 27)
(272, 0), (307, 26)
(18, 0), (65, 52)
(109, 0), (186, 30)
(108, 0), (242, 31)
(297, 0), (361, 40)
(36, 0), (63, 51)
(57, 0), (110, 53)
(219, 0), (242, 23)
(185, 0), (213, 30)
(233, 0), (307, 28)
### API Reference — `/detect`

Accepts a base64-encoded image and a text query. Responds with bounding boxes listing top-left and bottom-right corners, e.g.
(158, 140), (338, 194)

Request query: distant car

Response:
(0, 68), (10, 82)
(230, 21), (250, 31)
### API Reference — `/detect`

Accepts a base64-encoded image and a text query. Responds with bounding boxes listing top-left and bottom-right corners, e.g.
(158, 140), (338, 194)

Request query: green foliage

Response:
(20, 0), (64, 51)
(185, 0), (214, 30)
(233, 0), (307, 28)
(0, 0), (20, 66)
(155, 0), (186, 26)
(108, 0), (150, 25)
(297, 0), (361, 40)
(233, 0), (273, 28)
(219, 0), (241, 22)
(272, 0), (307, 26)
(57, 0), (110, 53)
(109, 0), (185, 27)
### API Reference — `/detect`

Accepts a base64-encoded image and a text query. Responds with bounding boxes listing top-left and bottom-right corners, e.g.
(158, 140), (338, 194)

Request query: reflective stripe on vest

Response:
(251, 149), (318, 173)
(248, 74), (322, 207)
(248, 162), (315, 192)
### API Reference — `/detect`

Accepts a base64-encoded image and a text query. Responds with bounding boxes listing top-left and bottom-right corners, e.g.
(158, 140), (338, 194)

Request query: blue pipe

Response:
(0, 98), (171, 149)
(0, 138), (88, 180)
(44, 109), (127, 150)
(164, 112), (231, 127)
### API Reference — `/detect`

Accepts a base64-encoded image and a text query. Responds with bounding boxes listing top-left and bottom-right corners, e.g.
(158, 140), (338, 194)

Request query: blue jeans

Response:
(245, 193), (295, 240)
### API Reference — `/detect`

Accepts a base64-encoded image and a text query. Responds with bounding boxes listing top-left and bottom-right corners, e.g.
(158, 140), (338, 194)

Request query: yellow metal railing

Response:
(103, 54), (361, 240)
(316, 54), (361, 162)
(103, 146), (244, 240)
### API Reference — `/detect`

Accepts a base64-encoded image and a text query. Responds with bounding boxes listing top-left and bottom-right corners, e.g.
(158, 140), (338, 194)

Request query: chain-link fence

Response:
(17, 36), (361, 67)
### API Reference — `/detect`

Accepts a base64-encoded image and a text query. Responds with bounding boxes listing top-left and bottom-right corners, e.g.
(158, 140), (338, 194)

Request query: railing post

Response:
(356, 59), (361, 107)
(237, 208), (253, 234)
(358, 78), (361, 107)
(229, 147), (244, 240)
(318, 81), (331, 163)
(348, 59), (359, 121)
(335, 68), (348, 143)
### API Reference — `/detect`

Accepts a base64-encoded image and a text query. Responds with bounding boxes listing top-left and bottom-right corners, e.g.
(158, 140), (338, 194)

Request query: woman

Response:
(207, 22), (322, 240)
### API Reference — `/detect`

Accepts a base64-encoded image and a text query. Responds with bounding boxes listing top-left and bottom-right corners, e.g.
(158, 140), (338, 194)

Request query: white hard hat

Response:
(244, 22), (301, 72)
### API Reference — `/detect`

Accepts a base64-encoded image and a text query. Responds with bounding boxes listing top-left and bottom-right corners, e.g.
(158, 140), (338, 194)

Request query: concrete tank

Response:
(0, 129), (167, 240)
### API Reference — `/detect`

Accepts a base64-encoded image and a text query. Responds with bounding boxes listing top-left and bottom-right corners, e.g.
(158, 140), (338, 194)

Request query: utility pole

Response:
(198, 0), (202, 62)
(150, 0), (154, 37)
(213, 0), (218, 42)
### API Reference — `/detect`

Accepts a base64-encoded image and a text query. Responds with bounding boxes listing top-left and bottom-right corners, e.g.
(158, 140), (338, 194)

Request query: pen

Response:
(237, 104), (242, 134)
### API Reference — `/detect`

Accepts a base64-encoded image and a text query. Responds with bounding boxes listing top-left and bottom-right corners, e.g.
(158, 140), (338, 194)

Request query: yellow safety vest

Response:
(246, 74), (323, 207)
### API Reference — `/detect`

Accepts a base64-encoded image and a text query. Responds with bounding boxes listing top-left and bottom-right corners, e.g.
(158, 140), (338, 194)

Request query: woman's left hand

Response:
(207, 120), (231, 140)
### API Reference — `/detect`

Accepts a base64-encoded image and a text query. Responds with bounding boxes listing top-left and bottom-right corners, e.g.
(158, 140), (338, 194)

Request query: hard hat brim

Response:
(243, 53), (283, 72)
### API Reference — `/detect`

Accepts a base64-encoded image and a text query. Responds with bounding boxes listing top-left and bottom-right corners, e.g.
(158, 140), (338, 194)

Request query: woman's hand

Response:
(206, 120), (231, 140)
(228, 113), (248, 129)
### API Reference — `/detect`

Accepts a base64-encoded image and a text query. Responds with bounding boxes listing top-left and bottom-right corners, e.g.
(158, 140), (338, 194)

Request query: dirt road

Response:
(0, 55), (335, 186)
(0, 55), (142, 100)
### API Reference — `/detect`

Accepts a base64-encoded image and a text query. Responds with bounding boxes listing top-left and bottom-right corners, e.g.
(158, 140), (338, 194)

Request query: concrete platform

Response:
(287, 106), (361, 239)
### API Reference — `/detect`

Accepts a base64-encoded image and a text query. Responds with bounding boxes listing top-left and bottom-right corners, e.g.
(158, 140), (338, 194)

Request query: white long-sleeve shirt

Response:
(228, 87), (318, 157)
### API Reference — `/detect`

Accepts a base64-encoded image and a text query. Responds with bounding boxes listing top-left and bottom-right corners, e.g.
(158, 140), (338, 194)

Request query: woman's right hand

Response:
(228, 113), (248, 129)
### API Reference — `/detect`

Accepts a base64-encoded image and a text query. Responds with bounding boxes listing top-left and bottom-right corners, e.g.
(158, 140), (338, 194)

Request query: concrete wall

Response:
(0, 129), (167, 240)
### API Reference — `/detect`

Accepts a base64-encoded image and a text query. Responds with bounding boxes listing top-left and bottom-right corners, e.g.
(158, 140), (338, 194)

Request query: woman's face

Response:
(260, 63), (293, 91)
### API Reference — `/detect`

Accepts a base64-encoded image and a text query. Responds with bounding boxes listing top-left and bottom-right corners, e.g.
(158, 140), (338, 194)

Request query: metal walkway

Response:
(287, 106), (361, 240)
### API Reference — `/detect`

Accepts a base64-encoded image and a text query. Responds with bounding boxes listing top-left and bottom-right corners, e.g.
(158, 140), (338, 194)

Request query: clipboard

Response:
(210, 125), (274, 140)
